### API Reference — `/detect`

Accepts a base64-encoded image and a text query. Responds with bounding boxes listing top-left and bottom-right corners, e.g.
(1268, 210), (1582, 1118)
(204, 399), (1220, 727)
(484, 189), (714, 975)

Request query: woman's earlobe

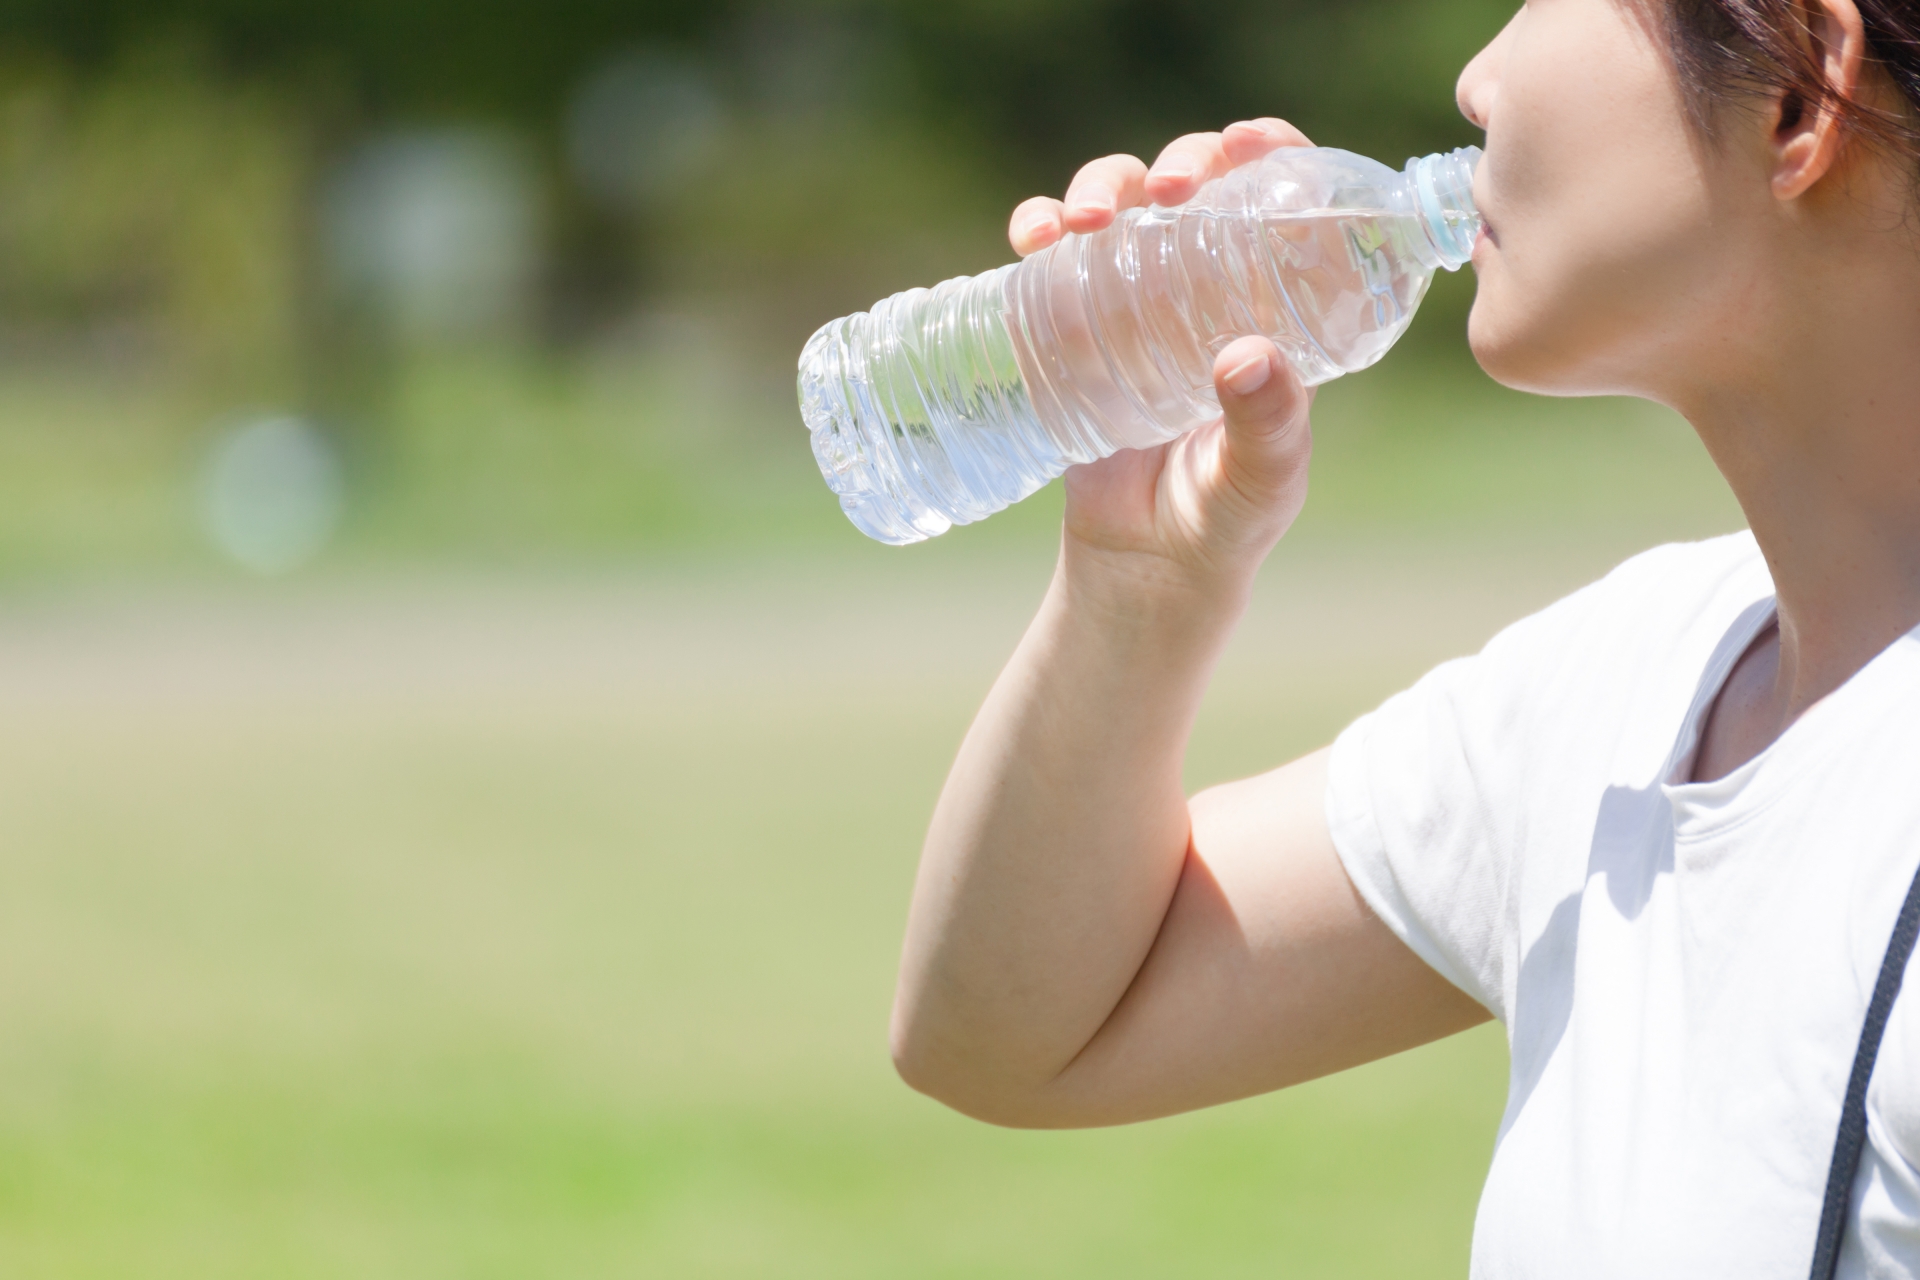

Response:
(1772, 130), (1825, 199)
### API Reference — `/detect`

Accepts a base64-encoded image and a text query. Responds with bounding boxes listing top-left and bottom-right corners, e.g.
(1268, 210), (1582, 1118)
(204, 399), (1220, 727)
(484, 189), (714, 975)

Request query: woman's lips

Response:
(1467, 225), (1495, 271)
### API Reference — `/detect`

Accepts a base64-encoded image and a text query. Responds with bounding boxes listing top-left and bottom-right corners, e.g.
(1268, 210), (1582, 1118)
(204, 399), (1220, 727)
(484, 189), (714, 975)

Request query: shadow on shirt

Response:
(1498, 599), (1769, 1136)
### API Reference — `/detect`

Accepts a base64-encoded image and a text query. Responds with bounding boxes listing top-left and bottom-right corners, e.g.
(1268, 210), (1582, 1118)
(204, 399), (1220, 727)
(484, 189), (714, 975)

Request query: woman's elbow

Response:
(888, 1010), (1078, 1130)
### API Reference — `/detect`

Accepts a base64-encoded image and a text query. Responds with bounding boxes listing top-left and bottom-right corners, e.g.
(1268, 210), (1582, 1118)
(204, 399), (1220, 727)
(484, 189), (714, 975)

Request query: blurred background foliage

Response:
(0, 0), (1550, 575)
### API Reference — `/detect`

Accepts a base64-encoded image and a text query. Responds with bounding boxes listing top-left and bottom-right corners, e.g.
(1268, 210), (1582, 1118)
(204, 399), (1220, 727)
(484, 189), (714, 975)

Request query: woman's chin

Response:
(1466, 307), (1593, 397)
(1466, 309), (1543, 391)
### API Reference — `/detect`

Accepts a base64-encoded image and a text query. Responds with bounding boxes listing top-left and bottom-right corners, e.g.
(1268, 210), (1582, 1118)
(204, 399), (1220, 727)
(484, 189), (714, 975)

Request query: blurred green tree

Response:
(2, 0), (1510, 173)
(0, 0), (1515, 423)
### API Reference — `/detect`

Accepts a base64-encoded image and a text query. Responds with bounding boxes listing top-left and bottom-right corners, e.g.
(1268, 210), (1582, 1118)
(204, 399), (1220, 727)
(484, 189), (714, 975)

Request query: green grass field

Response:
(0, 353), (1747, 1277)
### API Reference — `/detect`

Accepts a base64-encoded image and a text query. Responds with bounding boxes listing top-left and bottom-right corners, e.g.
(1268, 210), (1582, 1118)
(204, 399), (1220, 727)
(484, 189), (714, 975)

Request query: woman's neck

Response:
(1678, 219), (1920, 767)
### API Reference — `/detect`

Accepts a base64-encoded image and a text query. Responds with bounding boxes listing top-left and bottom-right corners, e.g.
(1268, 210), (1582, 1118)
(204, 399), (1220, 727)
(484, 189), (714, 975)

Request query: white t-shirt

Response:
(1326, 531), (1920, 1278)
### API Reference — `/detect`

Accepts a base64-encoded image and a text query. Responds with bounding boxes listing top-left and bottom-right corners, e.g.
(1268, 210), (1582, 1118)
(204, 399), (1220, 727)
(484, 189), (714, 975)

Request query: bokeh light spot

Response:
(200, 416), (345, 575)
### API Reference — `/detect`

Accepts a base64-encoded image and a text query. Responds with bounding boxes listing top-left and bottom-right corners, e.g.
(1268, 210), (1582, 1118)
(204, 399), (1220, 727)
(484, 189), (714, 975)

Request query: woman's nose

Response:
(1456, 13), (1517, 132)
(1457, 66), (1494, 131)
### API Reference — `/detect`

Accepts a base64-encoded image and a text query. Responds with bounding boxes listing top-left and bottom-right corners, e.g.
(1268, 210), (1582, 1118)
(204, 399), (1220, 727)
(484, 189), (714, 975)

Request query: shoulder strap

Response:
(1809, 858), (1920, 1280)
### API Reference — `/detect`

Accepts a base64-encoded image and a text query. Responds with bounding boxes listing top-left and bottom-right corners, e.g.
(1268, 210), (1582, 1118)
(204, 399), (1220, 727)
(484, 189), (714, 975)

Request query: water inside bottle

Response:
(1007, 207), (1439, 456)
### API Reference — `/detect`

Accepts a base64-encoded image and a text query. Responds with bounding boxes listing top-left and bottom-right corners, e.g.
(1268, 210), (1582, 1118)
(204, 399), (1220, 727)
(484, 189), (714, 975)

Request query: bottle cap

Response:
(1407, 146), (1483, 271)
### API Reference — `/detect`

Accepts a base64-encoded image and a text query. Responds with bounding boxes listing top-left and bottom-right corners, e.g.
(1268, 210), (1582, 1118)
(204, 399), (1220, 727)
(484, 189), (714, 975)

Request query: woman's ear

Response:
(1771, 0), (1870, 199)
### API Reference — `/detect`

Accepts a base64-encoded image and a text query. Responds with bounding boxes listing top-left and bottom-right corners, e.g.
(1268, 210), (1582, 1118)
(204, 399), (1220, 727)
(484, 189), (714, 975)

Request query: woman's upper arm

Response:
(1029, 748), (1491, 1128)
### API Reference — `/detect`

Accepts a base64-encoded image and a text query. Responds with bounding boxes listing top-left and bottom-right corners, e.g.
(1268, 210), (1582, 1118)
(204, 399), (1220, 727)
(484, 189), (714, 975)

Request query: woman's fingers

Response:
(1145, 119), (1313, 206)
(1011, 120), (1317, 255)
(1060, 154), (1151, 234)
(1221, 117), (1313, 166)
(1144, 132), (1227, 206)
(1009, 153), (1150, 254)
(1010, 196), (1068, 256)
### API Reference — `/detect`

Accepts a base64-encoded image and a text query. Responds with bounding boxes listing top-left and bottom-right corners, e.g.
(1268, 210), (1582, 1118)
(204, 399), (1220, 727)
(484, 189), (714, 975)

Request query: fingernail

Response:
(1019, 216), (1054, 242)
(1222, 351), (1273, 396)
(1151, 164), (1192, 184)
(1071, 185), (1112, 216)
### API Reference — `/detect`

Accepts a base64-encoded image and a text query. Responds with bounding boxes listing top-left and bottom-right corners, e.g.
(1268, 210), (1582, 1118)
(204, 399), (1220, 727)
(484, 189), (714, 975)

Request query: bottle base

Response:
(798, 321), (955, 546)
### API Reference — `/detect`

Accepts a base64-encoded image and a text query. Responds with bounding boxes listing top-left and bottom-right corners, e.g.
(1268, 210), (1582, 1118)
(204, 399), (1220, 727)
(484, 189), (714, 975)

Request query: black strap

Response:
(1809, 859), (1920, 1280)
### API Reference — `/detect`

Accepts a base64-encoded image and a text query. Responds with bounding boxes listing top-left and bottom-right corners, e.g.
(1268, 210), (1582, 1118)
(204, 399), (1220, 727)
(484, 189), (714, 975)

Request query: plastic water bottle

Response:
(798, 145), (1481, 545)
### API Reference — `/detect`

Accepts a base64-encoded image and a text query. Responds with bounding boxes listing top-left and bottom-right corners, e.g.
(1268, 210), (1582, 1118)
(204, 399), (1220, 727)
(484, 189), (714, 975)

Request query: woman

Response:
(888, 0), (1920, 1274)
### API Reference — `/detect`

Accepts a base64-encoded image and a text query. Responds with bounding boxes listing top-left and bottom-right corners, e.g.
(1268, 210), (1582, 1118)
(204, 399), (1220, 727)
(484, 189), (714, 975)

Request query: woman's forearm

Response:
(889, 543), (1253, 1121)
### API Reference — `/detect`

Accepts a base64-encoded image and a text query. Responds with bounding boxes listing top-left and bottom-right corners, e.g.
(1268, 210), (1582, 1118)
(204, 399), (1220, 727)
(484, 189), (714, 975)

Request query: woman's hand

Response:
(1008, 119), (1319, 595)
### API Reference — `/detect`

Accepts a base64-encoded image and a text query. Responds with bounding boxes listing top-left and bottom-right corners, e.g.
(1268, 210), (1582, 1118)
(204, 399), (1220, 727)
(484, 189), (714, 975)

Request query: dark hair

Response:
(1668, 0), (1920, 155)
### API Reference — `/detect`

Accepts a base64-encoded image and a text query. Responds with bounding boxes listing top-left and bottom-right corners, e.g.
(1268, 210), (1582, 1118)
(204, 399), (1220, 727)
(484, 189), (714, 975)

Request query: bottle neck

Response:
(1405, 147), (1483, 272)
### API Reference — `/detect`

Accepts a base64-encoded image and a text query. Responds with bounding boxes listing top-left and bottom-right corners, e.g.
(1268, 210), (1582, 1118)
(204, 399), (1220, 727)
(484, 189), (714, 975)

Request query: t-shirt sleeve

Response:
(1323, 574), (1620, 1023)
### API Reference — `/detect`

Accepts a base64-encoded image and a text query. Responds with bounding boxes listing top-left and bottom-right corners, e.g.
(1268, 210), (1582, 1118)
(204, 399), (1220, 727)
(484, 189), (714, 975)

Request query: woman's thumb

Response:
(1213, 336), (1312, 486)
